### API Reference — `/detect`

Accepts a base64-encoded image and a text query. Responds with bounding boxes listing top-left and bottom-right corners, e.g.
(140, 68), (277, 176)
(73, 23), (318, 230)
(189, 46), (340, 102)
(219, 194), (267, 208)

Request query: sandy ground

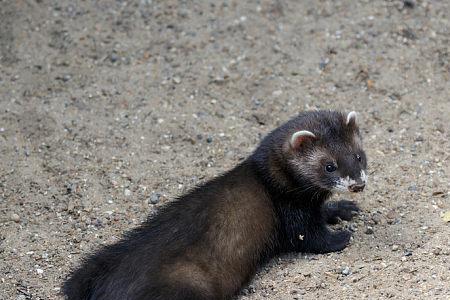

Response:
(1, 0), (449, 299)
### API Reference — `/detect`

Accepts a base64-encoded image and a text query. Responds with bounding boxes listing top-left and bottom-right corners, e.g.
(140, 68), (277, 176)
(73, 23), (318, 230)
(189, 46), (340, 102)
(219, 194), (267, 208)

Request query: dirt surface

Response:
(1, 0), (449, 299)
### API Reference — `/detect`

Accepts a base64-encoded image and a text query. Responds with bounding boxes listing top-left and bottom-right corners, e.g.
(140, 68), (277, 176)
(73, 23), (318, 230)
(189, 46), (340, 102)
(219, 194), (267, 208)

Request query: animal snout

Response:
(349, 183), (365, 193)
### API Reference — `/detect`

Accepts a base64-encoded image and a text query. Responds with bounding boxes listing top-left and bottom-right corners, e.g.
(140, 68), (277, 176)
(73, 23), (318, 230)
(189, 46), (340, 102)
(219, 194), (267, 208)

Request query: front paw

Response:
(324, 200), (360, 224)
(327, 229), (351, 251)
(305, 229), (352, 254)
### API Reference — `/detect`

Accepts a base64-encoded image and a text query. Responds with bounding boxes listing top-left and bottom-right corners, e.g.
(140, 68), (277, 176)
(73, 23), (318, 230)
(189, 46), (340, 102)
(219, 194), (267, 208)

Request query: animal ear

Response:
(346, 111), (357, 127)
(290, 130), (316, 150)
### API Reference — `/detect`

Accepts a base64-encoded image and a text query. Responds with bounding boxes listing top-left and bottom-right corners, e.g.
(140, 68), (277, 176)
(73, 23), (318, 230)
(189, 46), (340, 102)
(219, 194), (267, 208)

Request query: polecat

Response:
(63, 110), (368, 300)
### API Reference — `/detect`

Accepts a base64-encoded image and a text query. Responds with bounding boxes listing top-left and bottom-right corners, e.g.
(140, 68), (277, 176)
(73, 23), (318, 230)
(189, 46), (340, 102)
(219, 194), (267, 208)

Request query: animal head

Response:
(285, 111), (367, 194)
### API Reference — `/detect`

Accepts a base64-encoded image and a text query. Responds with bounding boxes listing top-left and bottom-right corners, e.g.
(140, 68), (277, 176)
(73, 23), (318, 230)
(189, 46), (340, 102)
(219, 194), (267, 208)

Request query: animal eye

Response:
(325, 164), (337, 172)
(356, 154), (362, 162)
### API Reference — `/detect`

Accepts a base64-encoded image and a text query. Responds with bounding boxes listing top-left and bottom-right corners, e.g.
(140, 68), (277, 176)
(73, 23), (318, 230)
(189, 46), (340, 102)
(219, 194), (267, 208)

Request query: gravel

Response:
(10, 213), (20, 223)
(1, 1), (449, 299)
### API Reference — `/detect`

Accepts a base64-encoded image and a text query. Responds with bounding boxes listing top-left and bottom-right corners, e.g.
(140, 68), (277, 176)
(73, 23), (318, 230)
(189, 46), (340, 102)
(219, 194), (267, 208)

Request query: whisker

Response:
(287, 183), (316, 194)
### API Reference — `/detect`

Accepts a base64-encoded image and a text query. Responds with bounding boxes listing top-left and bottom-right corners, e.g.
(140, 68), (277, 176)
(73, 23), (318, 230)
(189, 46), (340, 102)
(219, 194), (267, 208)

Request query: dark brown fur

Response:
(63, 110), (367, 300)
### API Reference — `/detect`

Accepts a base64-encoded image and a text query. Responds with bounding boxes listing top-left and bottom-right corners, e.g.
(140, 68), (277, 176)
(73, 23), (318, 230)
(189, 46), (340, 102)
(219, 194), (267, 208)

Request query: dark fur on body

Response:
(64, 110), (367, 300)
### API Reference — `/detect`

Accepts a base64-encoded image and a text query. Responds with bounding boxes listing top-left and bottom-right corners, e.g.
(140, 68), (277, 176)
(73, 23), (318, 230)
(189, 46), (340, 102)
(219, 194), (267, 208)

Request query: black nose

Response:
(349, 183), (365, 193)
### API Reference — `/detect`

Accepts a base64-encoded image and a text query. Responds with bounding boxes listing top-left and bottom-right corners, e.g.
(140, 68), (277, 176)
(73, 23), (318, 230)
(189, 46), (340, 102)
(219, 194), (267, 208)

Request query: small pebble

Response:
(386, 210), (397, 220)
(247, 285), (256, 293)
(67, 200), (75, 211)
(365, 226), (374, 234)
(225, 151), (234, 159)
(36, 268), (44, 274)
(348, 223), (358, 232)
(92, 219), (103, 227)
(341, 266), (351, 276)
(149, 192), (161, 204)
(432, 248), (441, 255)
(109, 53), (119, 63)
(10, 213), (20, 223)
(172, 76), (181, 84)
(392, 244), (399, 251)
(319, 57), (330, 70)
(272, 90), (283, 97)
(371, 213), (382, 224)
(124, 189), (132, 197)
(252, 113), (268, 125)
(206, 136), (213, 143)
(414, 136), (424, 142)
(403, 0), (415, 9)
(407, 185), (417, 192)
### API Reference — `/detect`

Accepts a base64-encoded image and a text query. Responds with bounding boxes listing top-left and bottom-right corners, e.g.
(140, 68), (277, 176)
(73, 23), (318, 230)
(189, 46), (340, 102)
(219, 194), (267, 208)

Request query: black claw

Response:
(323, 200), (360, 224)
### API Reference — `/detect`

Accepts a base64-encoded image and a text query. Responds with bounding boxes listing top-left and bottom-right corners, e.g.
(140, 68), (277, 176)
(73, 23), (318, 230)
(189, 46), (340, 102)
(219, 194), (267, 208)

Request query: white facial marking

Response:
(346, 111), (357, 125)
(333, 176), (357, 193)
(360, 170), (368, 184)
(334, 171), (367, 193)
